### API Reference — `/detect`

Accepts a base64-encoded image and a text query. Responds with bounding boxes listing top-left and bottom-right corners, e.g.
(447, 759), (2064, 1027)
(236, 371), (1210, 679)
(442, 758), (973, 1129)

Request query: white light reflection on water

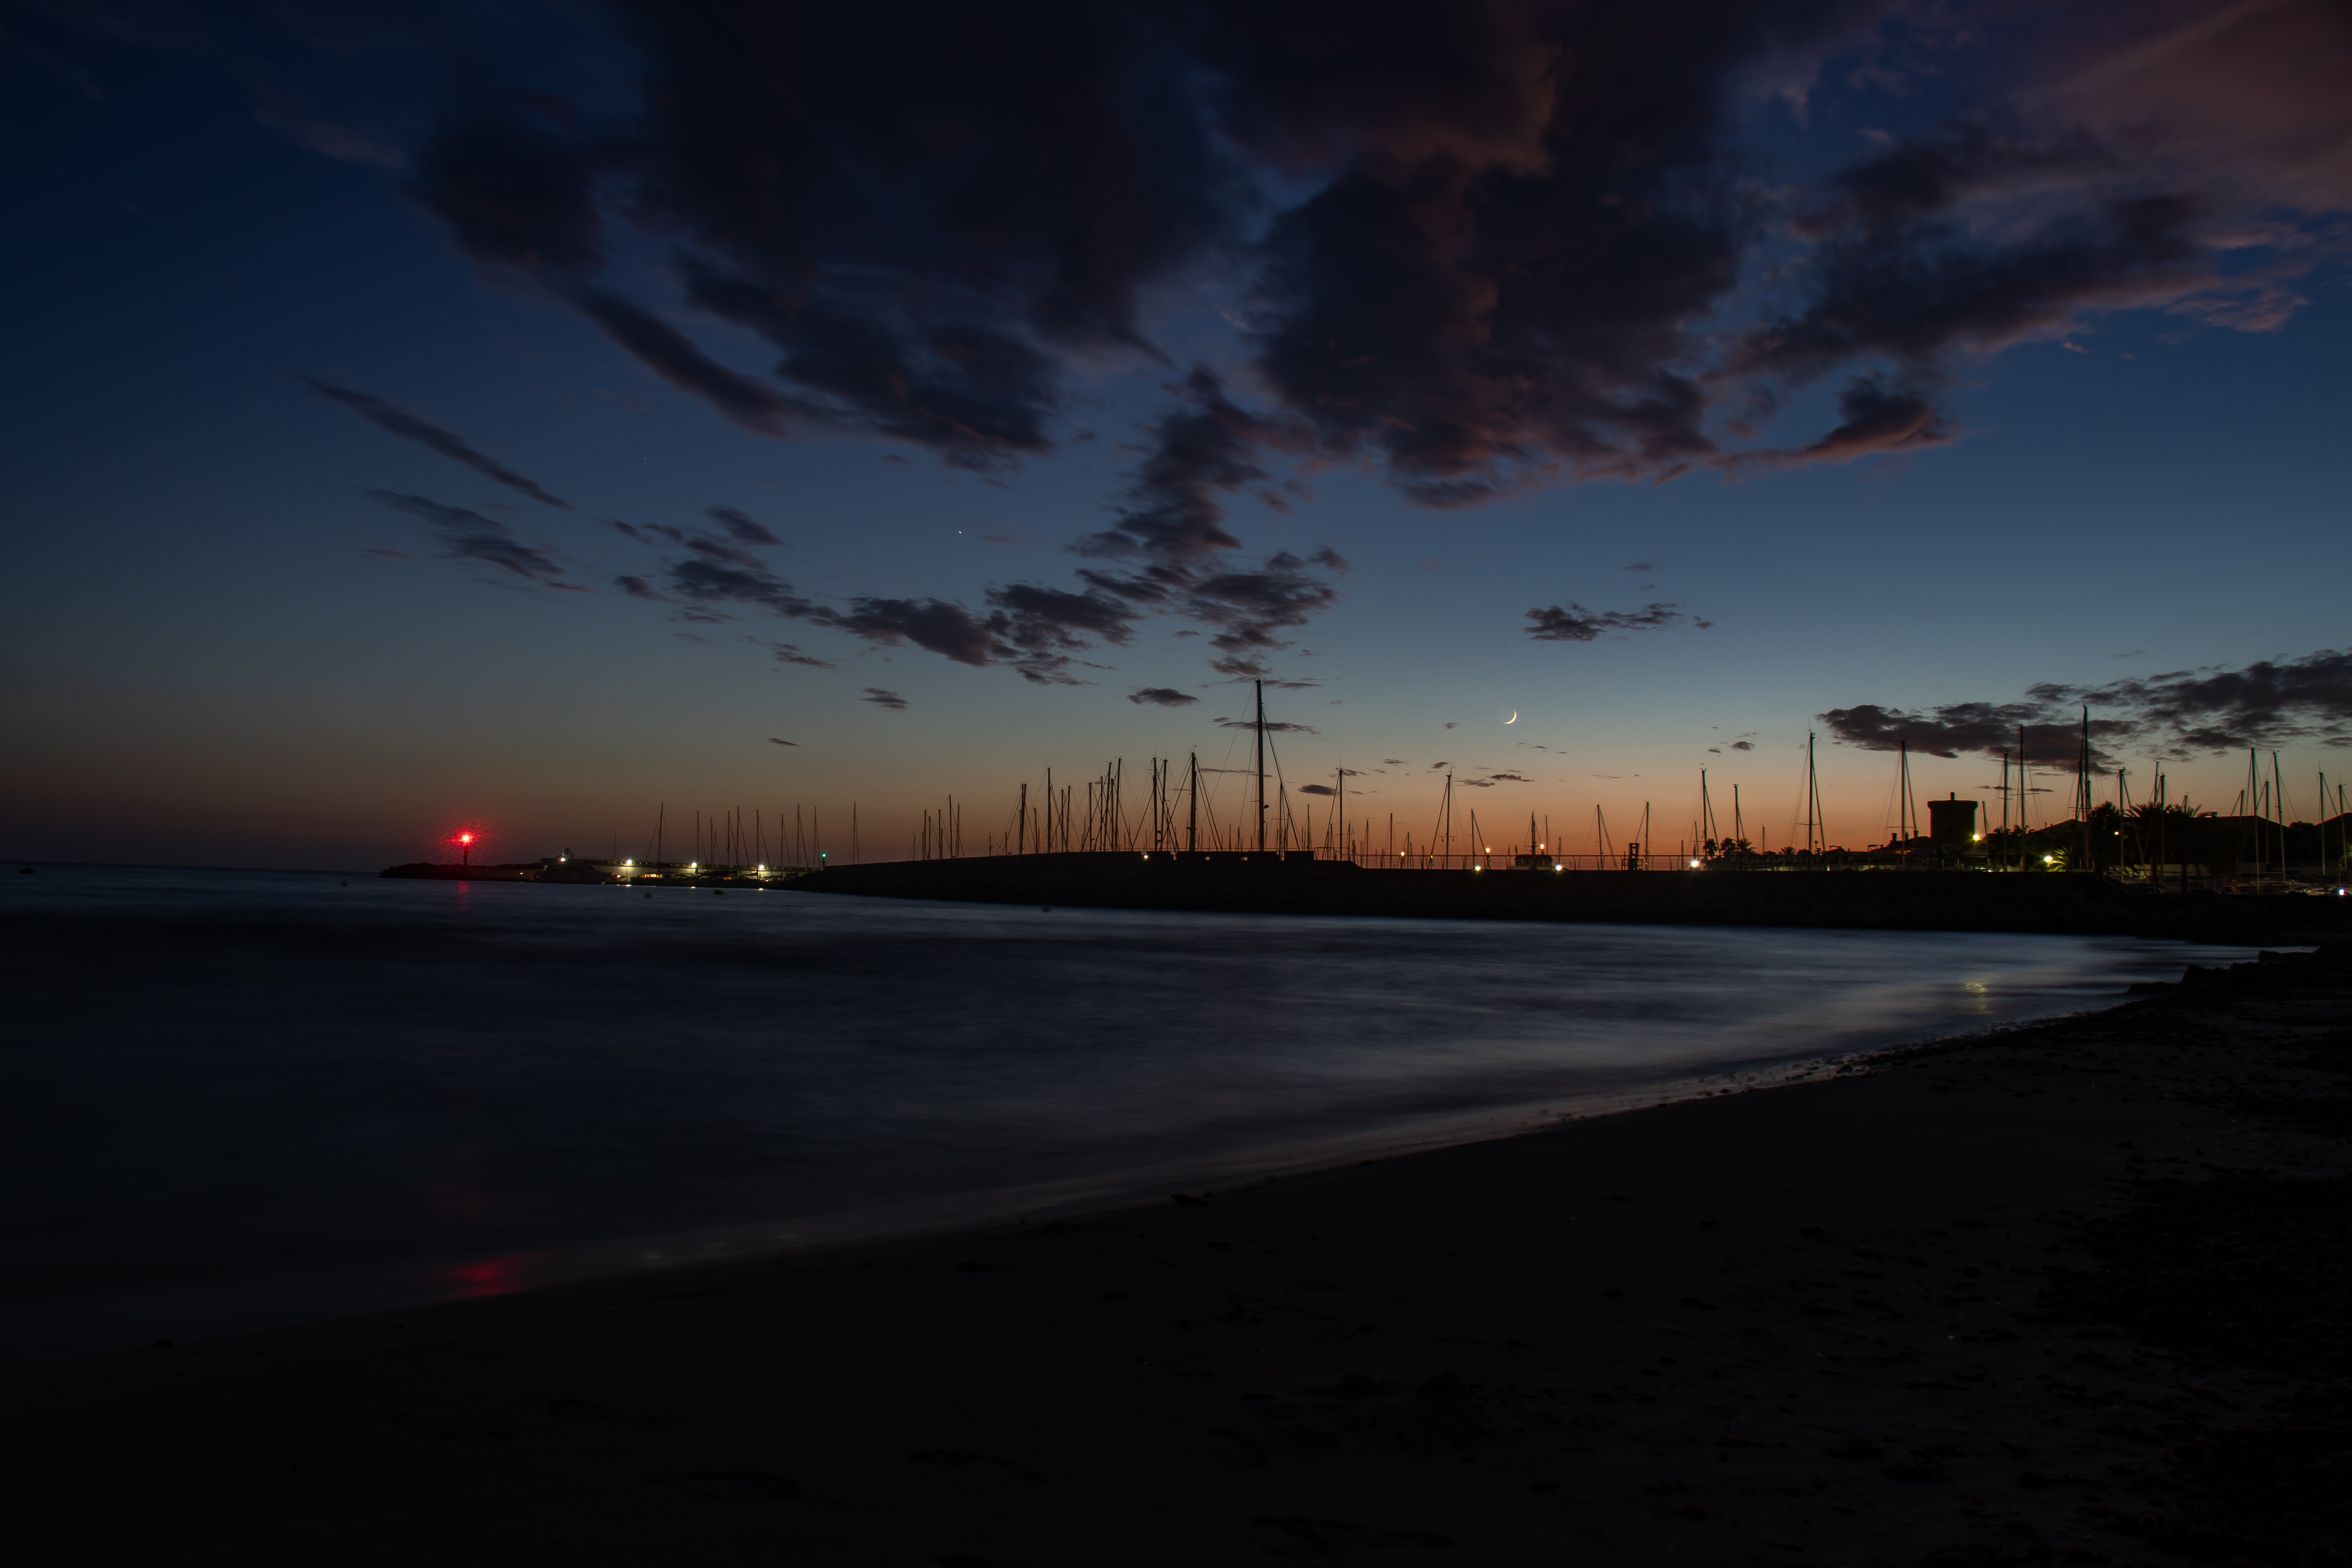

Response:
(0, 864), (2267, 1363)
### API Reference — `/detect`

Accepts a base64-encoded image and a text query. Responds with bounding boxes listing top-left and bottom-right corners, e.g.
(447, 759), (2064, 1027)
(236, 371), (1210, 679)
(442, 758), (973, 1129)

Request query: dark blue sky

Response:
(5, 1), (2348, 867)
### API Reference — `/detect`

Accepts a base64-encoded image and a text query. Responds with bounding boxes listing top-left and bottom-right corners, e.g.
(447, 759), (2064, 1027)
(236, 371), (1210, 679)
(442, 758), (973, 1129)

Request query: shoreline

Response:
(793, 857), (2352, 947)
(11, 944), (2349, 1564)
(0, 1049), (1864, 1374)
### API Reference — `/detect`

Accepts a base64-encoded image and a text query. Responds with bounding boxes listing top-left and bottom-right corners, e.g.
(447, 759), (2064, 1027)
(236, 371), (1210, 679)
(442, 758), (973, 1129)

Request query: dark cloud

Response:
(359, 546), (410, 559)
(308, 380), (569, 508)
(1730, 739), (1754, 751)
(366, 490), (566, 582)
(614, 574), (664, 600)
(569, 289), (797, 437)
(407, 5), (1239, 471)
(74, 1), (2352, 542)
(626, 524), (1119, 684)
(768, 737), (798, 746)
(1726, 376), (1950, 471)
(2070, 650), (2352, 754)
(1381, 759), (1406, 766)
(1073, 367), (1276, 569)
(860, 687), (909, 711)
(1524, 601), (1698, 642)
(1625, 561), (1657, 572)
(1298, 783), (1335, 796)
(1820, 649), (2352, 762)
(1071, 369), (1350, 671)
(203, 1), (2349, 689)
(1216, 718), (1318, 734)
(1127, 687), (1200, 707)
(1818, 699), (2127, 767)
(707, 505), (781, 546)
(591, 368), (1342, 684)
(757, 640), (835, 669)
(1485, 771), (1532, 783)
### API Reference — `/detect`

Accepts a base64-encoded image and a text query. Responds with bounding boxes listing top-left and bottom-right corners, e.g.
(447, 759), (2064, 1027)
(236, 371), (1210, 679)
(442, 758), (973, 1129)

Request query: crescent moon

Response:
(1504, 711), (1518, 724)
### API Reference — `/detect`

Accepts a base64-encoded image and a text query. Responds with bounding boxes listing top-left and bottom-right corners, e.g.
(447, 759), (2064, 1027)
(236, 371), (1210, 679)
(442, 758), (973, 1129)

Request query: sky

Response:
(4, 0), (2350, 870)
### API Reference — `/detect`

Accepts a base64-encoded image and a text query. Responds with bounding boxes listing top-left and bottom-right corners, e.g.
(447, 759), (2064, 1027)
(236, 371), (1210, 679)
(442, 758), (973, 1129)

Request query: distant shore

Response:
(11, 944), (2349, 1565)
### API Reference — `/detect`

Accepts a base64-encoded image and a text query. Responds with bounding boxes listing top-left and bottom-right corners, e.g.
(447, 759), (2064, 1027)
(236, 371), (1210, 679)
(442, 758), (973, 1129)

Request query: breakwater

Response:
(793, 853), (2349, 942)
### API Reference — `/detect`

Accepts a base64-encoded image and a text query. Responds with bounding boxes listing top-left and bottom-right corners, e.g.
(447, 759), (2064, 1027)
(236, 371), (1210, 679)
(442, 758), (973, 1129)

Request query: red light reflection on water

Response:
(448, 1256), (526, 1298)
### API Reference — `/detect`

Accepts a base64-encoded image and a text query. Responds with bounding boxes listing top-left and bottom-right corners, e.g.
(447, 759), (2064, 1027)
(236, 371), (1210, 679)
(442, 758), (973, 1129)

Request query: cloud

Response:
(614, 574), (664, 600)
(308, 380), (569, 508)
(359, 546), (410, 559)
(1524, 601), (1699, 642)
(366, 490), (566, 582)
(608, 510), (1113, 683)
(768, 737), (798, 746)
(1625, 561), (1657, 573)
(1070, 368), (1350, 671)
(860, 687), (909, 711)
(1298, 783), (1335, 796)
(1127, 687), (1200, 707)
(1724, 375), (1951, 472)
(311, 0), (2339, 703)
(1216, 718), (1318, 734)
(78, 1), (2352, 534)
(1381, 759), (1406, 766)
(570, 289), (798, 437)
(1820, 648), (2352, 761)
(757, 640), (835, 669)
(1730, 739), (1755, 751)
(707, 505), (781, 546)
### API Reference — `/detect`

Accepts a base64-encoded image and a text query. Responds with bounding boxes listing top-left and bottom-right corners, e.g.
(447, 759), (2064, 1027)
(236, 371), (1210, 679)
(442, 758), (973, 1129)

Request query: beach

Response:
(8, 942), (2346, 1566)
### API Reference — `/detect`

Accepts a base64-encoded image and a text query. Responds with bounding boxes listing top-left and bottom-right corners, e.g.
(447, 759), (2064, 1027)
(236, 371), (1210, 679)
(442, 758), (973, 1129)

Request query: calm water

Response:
(0, 864), (2256, 1364)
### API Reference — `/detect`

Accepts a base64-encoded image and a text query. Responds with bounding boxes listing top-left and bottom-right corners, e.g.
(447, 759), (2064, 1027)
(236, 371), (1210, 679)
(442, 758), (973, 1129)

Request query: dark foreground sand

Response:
(9, 946), (2349, 1567)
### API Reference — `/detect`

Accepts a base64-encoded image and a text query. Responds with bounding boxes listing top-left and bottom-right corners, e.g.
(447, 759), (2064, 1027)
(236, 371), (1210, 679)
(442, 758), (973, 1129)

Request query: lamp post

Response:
(457, 832), (474, 868)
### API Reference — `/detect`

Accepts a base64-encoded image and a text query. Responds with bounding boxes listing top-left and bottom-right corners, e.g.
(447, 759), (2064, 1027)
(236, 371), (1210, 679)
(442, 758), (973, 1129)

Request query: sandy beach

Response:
(9, 942), (2347, 1567)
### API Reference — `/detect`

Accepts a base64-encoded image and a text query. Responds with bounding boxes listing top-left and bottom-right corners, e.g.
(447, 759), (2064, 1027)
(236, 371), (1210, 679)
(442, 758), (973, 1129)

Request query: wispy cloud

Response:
(1524, 602), (1702, 643)
(310, 381), (569, 508)
(366, 490), (569, 583)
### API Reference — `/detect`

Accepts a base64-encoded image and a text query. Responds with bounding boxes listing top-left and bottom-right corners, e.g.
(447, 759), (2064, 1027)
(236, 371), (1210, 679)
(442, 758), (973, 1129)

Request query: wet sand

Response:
(8, 944), (2348, 1567)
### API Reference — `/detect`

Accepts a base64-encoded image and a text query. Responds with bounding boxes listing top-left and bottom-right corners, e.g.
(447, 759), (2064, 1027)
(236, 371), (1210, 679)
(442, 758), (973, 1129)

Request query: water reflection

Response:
(0, 864), (2266, 1363)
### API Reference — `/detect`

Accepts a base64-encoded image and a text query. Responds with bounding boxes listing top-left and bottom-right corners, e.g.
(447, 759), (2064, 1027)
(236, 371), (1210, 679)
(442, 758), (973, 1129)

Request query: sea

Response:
(0, 863), (2265, 1366)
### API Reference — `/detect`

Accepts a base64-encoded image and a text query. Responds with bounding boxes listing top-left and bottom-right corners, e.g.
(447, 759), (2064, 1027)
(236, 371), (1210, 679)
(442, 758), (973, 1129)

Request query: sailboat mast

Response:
(1255, 679), (1267, 853)
(1189, 752), (1199, 852)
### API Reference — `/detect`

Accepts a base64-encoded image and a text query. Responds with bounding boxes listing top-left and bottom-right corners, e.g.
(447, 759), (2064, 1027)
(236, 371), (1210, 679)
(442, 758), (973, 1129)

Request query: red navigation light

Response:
(459, 833), (474, 844)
